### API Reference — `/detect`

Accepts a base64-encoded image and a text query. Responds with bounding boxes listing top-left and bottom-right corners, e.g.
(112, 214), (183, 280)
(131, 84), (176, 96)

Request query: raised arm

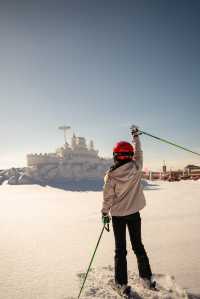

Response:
(131, 125), (143, 170)
(133, 135), (143, 170)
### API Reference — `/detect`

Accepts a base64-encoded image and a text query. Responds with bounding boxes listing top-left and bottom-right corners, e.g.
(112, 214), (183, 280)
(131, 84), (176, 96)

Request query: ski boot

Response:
(121, 284), (132, 297)
(140, 276), (157, 291)
(109, 280), (132, 298)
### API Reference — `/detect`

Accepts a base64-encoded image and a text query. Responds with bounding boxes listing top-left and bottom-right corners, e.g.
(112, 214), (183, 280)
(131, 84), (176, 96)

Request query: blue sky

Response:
(0, 1), (200, 170)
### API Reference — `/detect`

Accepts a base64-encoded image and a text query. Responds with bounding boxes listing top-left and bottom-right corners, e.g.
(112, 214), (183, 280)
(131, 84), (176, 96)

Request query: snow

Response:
(0, 181), (199, 299)
(72, 266), (189, 298)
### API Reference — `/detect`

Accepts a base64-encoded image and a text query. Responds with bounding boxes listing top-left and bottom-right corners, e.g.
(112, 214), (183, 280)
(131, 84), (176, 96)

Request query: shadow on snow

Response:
(47, 179), (160, 192)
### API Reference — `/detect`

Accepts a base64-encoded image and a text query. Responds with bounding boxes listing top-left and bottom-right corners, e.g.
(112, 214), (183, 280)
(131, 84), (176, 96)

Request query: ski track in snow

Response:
(66, 266), (197, 299)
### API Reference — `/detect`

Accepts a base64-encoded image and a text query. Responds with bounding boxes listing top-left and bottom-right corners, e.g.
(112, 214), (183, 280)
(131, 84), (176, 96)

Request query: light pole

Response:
(58, 126), (71, 144)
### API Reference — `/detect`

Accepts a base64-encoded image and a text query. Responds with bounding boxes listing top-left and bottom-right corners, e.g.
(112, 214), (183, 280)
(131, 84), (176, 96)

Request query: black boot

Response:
(140, 277), (157, 290)
(136, 254), (152, 280)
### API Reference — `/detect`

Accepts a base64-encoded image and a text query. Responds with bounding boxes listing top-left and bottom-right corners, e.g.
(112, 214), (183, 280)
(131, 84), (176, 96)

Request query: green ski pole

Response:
(141, 130), (200, 156)
(130, 125), (200, 157)
(77, 223), (109, 299)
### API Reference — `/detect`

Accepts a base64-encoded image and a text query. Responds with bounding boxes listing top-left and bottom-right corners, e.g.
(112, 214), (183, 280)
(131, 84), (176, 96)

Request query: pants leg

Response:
(127, 212), (152, 279)
(112, 216), (127, 285)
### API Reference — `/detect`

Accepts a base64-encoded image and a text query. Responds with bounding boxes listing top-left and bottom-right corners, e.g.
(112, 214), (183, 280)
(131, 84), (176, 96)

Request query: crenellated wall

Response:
(27, 153), (59, 167)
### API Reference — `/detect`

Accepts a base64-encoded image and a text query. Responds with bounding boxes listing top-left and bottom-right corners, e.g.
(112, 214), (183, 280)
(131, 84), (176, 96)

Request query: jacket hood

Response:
(108, 161), (137, 183)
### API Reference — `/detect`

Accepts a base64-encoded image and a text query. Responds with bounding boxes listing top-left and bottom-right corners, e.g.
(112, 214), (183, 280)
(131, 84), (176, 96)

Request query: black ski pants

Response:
(112, 212), (152, 285)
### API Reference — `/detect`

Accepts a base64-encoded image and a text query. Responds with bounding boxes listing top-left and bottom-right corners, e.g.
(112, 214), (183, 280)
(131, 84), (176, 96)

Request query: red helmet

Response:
(113, 141), (134, 161)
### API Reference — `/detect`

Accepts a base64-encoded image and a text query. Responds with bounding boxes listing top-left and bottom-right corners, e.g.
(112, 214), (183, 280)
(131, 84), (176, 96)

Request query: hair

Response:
(110, 157), (132, 172)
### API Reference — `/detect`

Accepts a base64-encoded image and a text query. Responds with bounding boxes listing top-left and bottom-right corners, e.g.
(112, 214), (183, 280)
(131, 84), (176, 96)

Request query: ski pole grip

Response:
(130, 125), (142, 137)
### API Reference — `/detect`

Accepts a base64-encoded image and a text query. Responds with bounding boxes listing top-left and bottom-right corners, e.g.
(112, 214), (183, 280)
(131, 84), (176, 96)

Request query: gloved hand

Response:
(130, 125), (142, 137)
(102, 213), (110, 225)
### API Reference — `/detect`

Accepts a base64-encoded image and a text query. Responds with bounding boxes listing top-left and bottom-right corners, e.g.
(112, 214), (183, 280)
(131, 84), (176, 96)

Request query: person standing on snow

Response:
(101, 126), (155, 294)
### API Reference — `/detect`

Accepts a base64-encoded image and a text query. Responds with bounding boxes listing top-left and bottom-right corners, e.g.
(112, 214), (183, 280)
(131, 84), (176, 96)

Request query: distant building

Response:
(26, 130), (112, 182)
(27, 134), (100, 167)
(144, 163), (200, 181)
(184, 164), (200, 176)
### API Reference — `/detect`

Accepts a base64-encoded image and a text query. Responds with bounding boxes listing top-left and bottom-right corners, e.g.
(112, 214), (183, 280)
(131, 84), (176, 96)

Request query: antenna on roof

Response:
(58, 126), (71, 144)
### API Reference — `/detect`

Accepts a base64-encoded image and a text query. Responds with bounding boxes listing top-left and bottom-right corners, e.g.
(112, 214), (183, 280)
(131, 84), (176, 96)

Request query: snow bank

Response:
(68, 266), (189, 299)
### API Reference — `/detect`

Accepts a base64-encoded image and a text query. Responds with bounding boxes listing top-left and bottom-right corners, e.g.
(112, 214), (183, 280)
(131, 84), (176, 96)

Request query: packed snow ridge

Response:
(0, 167), (107, 191)
(67, 266), (195, 299)
(0, 168), (160, 191)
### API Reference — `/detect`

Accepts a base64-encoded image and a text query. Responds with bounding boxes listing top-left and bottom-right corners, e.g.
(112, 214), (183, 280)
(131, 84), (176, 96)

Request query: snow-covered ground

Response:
(0, 180), (199, 299)
(74, 266), (189, 298)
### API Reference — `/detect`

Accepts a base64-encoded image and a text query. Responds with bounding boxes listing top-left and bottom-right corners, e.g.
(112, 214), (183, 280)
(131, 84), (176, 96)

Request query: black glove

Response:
(102, 213), (110, 225)
(130, 125), (142, 137)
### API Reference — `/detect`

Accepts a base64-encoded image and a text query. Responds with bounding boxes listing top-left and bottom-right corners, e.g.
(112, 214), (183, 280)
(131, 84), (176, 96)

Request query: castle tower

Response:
(162, 160), (167, 173)
(76, 137), (87, 149)
(89, 140), (94, 151)
(71, 133), (77, 150)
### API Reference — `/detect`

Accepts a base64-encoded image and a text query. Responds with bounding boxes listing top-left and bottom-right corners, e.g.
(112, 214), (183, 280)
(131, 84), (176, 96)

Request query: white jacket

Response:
(102, 136), (146, 216)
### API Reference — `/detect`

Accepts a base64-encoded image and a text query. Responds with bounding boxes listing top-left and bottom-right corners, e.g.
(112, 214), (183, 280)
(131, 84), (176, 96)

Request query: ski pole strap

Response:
(105, 223), (110, 232)
(141, 130), (200, 157)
